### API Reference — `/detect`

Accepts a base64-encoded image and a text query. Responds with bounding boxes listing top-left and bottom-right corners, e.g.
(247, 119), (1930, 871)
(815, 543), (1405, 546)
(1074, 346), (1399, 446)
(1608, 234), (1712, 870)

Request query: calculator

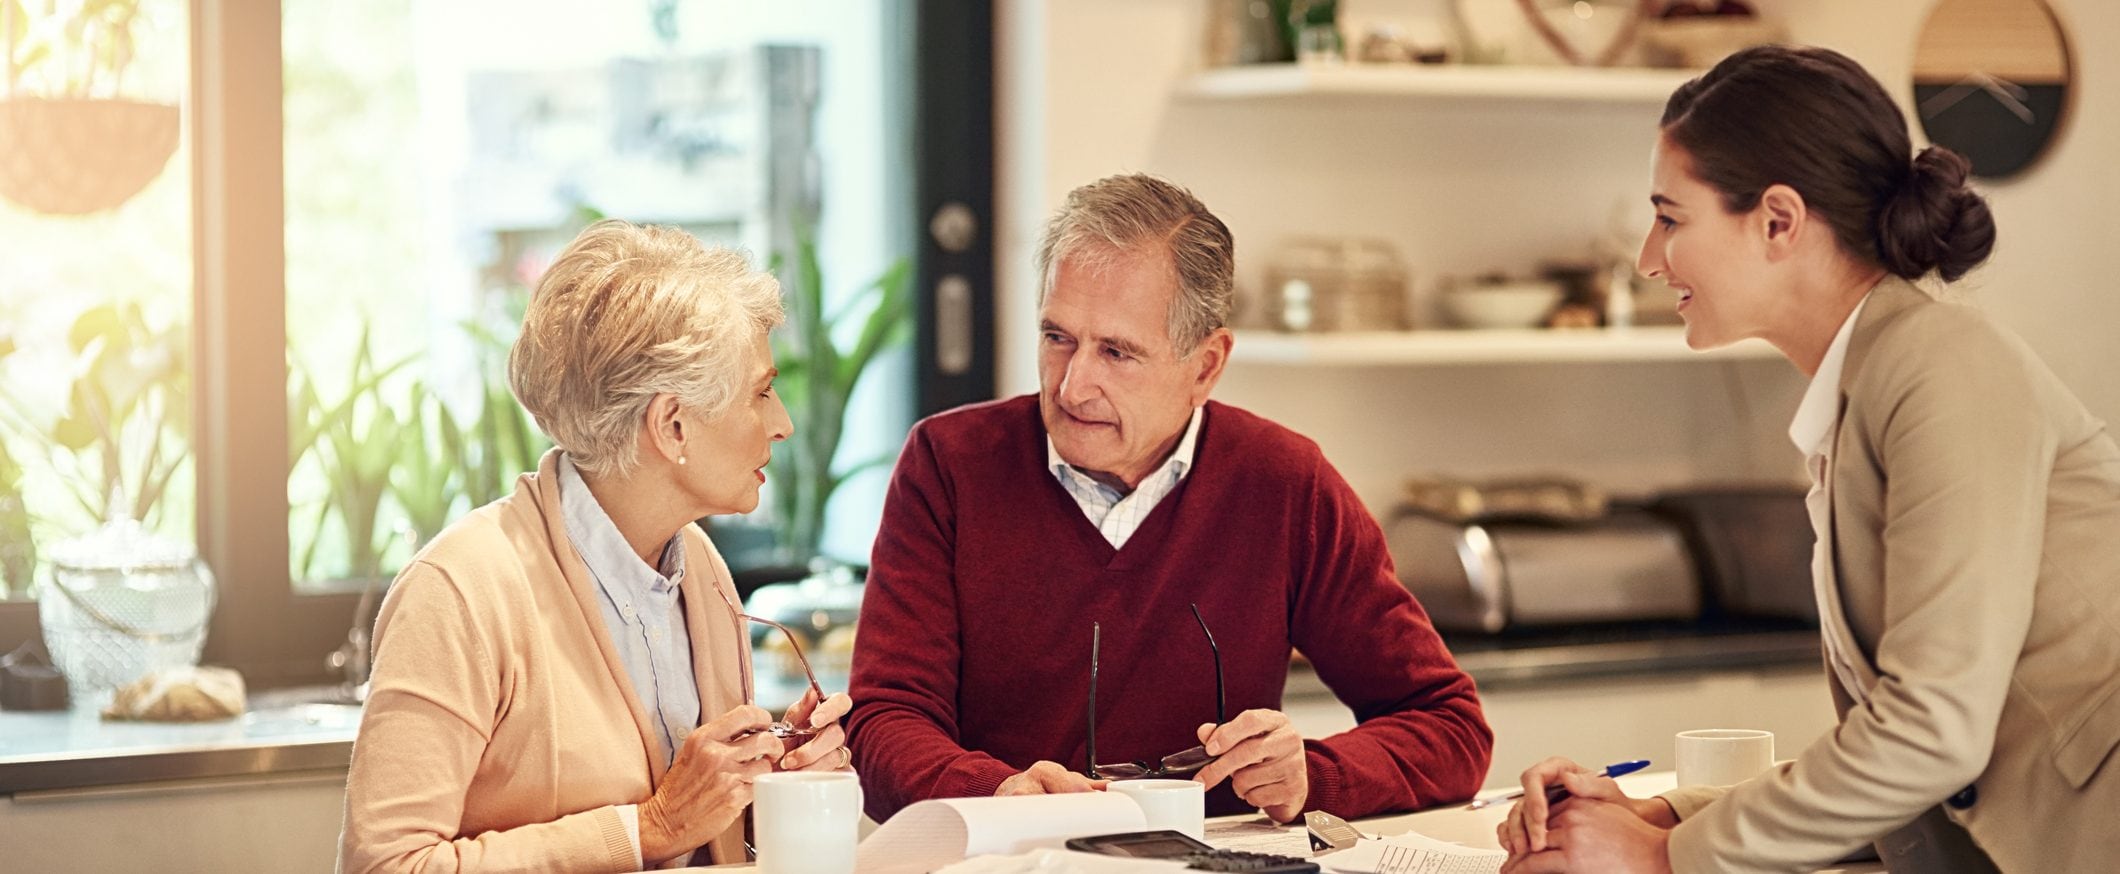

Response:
(1065, 830), (1321, 873)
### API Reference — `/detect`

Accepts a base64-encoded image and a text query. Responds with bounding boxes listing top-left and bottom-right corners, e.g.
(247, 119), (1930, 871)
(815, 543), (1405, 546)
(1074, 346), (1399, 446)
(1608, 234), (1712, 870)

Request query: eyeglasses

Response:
(740, 613), (826, 739)
(1085, 602), (1225, 780)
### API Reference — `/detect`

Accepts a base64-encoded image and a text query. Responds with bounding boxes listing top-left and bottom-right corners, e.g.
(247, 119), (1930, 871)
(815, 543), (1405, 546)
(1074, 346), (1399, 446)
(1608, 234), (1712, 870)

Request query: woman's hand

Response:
(638, 704), (781, 863)
(1501, 798), (1674, 874)
(776, 689), (854, 771)
(1498, 757), (1676, 857)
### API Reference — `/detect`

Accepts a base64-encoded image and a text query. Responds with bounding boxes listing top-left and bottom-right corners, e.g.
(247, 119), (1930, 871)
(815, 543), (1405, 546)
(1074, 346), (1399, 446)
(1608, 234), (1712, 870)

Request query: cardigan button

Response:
(1947, 784), (1978, 810)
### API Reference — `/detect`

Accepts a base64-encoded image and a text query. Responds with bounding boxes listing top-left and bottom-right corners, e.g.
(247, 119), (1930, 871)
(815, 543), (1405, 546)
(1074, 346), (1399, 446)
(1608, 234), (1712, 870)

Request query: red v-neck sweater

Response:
(847, 396), (1491, 821)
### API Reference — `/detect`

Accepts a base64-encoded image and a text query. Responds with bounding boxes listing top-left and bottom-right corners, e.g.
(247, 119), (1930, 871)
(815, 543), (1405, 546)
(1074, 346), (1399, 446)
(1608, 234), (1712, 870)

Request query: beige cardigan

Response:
(339, 450), (752, 873)
(1661, 278), (2120, 872)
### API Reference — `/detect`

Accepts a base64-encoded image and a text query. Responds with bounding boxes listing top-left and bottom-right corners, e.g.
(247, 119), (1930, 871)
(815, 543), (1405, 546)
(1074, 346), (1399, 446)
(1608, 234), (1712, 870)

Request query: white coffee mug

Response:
(1675, 729), (1776, 788)
(1107, 778), (1206, 840)
(754, 770), (863, 874)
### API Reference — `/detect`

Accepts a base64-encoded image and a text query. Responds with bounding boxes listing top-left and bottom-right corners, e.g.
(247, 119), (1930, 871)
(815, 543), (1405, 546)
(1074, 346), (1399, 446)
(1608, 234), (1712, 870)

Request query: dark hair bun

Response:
(1877, 146), (1995, 281)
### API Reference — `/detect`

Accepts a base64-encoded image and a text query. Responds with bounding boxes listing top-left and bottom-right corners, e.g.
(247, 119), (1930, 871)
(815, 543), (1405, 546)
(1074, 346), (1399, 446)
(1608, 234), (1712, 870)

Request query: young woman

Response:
(1497, 45), (2120, 874)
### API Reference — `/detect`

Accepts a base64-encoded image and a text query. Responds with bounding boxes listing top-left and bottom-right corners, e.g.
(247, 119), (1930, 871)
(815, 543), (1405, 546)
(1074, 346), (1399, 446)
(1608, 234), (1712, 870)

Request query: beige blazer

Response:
(339, 450), (753, 873)
(1661, 278), (2120, 873)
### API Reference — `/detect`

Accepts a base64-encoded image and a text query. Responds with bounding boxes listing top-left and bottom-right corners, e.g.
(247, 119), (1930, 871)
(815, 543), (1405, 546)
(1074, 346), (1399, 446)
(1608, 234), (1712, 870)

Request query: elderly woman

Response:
(339, 220), (853, 873)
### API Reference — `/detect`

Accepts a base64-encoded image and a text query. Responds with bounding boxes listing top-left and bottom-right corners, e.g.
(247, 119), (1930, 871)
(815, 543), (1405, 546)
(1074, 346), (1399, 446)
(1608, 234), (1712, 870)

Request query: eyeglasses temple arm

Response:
(741, 613), (825, 701)
(1191, 603), (1224, 725)
(1086, 621), (1101, 779)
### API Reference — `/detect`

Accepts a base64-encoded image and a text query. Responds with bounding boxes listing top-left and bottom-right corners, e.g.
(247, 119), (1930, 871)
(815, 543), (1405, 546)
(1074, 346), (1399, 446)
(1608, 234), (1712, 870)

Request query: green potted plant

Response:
(0, 302), (189, 528)
(457, 315), (551, 508)
(288, 327), (412, 586)
(760, 234), (911, 569)
(1, 0), (181, 215)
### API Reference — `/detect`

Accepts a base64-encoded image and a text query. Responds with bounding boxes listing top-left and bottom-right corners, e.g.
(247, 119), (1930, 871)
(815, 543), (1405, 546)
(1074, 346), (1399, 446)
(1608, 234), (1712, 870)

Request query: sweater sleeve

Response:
(846, 425), (1021, 820)
(1288, 455), (1494, 819)
(338, 562), (640, 874)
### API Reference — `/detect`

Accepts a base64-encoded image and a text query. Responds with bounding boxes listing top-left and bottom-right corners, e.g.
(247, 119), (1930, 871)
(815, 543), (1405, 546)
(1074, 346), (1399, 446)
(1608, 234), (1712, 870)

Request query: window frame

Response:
(0, 1), (358, 687)
(187, 0), (368, 687)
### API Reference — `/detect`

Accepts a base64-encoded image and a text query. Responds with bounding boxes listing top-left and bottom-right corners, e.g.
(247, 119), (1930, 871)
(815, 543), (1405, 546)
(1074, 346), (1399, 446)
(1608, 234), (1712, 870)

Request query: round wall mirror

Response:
(1911, 0), (2073, 180)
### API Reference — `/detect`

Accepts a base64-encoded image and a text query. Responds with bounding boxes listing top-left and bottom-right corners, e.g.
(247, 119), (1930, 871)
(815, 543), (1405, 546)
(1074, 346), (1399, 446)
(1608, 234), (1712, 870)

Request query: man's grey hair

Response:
(1034, 173), (1235, 355)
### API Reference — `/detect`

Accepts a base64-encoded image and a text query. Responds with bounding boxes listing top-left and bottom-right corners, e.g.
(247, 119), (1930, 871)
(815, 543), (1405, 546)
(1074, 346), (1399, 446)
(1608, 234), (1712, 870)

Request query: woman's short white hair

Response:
(508, 220), (784, 478)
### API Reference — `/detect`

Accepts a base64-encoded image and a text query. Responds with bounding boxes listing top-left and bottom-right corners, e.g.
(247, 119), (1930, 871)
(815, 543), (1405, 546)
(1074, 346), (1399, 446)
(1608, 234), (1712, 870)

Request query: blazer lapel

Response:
(1817, 399), (1878, 694)
(524, 448), (669, 785)
(1817, 279), (1930, 698)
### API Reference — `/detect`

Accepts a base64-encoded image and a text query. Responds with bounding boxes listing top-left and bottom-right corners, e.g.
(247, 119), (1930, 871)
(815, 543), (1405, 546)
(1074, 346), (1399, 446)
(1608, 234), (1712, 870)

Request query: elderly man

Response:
(847, 174), (1491, 824)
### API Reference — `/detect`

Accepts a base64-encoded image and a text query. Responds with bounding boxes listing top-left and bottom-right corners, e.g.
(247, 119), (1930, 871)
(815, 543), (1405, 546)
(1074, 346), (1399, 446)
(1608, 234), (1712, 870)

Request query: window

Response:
(0, 2), (192, 616)
(0, 1), (990, 689)
(281, 0), (916, 595)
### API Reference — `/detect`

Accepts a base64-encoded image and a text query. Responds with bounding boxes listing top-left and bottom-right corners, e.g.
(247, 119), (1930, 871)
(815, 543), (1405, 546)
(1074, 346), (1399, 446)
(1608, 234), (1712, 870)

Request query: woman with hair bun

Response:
(1496, 45), (2120, 874)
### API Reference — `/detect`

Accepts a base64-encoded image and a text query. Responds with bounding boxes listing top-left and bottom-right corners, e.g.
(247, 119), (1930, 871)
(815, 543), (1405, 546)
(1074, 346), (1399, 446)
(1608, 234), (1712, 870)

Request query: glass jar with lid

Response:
(38, 512), (217, 706)
(1265, 237), (1411, 331)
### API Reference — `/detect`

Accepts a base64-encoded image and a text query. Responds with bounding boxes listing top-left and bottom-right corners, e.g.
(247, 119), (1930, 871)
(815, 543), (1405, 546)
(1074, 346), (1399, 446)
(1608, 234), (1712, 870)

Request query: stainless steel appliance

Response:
(1386, 507), (1702, 633)
(1648, 485), (1816, 622)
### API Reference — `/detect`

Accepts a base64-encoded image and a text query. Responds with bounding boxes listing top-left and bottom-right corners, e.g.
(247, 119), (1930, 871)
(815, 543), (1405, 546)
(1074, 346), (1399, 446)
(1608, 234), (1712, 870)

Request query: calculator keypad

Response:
(1179, 848), (1321, 873)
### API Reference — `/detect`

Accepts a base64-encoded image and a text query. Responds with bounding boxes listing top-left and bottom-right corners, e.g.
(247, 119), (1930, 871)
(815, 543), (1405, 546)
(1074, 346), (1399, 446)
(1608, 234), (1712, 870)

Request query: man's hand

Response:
(776, 689), (854, 772)
(637, 705), (780, 863)
(1500, 797), (1674, 874)
(996, 760), (1108, 796)
(1192, 709), (1308, 823)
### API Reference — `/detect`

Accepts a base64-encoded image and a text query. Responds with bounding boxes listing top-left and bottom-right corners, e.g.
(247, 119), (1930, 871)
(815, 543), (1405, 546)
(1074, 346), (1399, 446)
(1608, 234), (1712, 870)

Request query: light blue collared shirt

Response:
(556, 453), (700, 769)
(1046, 407), (1204, 549)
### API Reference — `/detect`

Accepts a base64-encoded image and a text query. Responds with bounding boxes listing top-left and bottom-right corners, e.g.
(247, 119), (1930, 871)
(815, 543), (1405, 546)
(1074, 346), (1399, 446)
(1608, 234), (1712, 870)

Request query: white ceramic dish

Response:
(1441, 280), (1563, 329)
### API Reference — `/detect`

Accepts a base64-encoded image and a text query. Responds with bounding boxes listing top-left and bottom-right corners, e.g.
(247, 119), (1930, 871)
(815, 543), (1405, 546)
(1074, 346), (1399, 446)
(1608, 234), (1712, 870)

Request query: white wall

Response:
(997, 0), (2120, 513)
(1774, 0), (2120, 434)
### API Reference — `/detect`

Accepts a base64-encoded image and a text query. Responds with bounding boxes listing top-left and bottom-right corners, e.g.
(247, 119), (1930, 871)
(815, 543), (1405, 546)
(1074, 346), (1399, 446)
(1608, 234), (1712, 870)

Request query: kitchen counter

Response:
(2, 627), (1820, 795)
(1286, 625), (1820, 701)
(1443, 625), (1820, 688)
(0, 688), (360, 794)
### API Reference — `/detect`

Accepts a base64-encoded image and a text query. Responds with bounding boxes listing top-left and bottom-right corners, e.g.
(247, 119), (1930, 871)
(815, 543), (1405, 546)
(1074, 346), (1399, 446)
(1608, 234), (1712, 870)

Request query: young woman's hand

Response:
(1498, 757), (1676, 857)
(1501, 797), (1675, 874)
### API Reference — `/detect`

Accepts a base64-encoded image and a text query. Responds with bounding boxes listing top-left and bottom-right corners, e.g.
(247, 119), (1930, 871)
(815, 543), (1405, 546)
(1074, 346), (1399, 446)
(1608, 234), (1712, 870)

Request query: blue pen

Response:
(1464, 759), (1652, 810)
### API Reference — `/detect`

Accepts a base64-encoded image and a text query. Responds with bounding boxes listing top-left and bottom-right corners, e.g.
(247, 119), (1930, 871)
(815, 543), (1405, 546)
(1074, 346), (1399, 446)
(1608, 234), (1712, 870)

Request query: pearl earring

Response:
(678, 456), (688, 466)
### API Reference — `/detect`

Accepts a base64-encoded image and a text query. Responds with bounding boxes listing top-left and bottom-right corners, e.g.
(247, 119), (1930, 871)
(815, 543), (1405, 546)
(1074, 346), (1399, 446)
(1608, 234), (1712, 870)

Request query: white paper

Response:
(932, 848), (1189, 873)
(856, 793), (1151, 874)
(1321, 832), (1505, 874)
(1202, 817), (1313, 858)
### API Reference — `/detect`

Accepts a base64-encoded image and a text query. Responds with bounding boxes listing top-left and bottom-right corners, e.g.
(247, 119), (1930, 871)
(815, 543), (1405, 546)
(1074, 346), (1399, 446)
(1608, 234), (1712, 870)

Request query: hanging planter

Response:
(5, 0), (178, 215)
(0, 96), (178, 215)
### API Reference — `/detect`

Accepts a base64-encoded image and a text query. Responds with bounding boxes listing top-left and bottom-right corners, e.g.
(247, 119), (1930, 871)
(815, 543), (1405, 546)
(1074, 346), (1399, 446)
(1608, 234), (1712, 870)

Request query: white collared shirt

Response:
(1790, 292), (1874, 705)
(1788, 294), (1873, 458)
(1047, 407), (1204, 549)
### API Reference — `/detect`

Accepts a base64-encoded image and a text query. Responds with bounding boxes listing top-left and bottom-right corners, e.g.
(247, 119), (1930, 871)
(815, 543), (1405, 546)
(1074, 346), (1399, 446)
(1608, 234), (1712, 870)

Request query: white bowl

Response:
(1441, 281), (1563, 329)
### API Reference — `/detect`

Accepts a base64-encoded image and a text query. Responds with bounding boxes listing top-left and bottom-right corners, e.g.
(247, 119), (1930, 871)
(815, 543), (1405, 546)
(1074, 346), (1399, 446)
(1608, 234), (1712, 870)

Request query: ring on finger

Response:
(837, 746), (853, 770)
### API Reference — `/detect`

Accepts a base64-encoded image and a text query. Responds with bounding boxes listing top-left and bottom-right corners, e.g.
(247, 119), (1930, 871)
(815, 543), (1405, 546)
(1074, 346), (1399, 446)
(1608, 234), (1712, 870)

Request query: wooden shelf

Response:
(1178, 63), (1697, 105)
(1229, 327), (1780, 366)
